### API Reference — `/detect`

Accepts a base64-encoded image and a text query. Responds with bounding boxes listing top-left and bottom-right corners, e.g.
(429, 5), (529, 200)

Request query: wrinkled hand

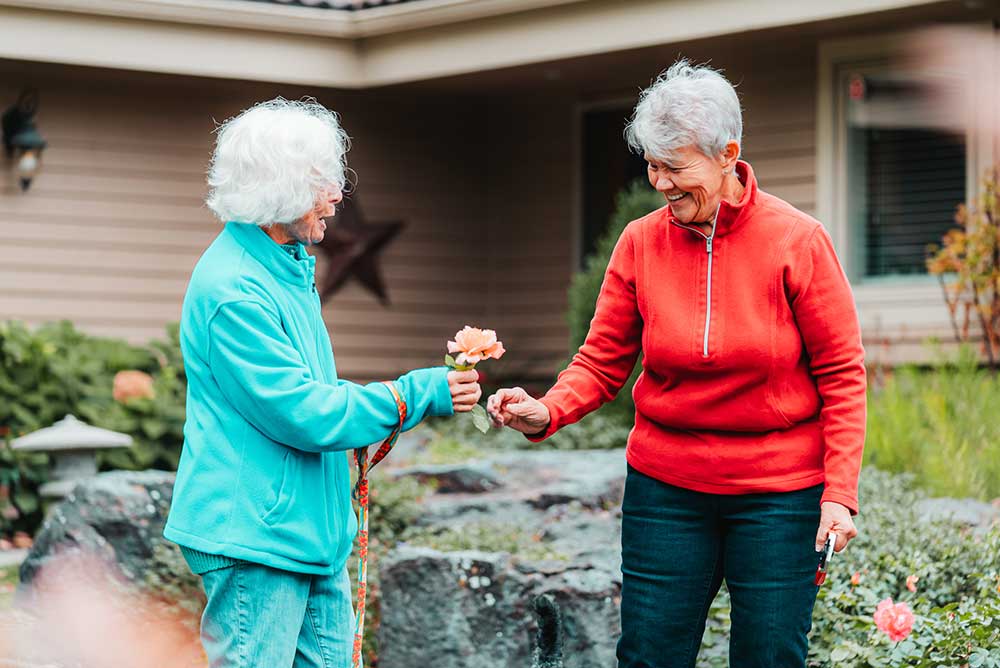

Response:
(486, 387), (550, 435)
(815, 501), (858, 553)
(448, 370), (481, 413)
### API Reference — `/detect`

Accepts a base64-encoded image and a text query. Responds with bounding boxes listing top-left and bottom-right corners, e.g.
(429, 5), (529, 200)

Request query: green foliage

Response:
(0, 320), (186, 537)
(565, 178), (664, 423)
(865, 346), (1000, 500)
(408, 434), (482, 465)
(698, 469), (1000, 667)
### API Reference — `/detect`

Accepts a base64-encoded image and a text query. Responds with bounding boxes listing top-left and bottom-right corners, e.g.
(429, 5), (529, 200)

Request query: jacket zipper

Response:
(671, 202), (721, 358)
(703, 234), (713, 358)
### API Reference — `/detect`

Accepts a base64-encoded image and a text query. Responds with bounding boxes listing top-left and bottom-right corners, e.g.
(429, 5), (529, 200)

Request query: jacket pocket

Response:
(261, 450), (295, 526)
(765, 381), (795, 429)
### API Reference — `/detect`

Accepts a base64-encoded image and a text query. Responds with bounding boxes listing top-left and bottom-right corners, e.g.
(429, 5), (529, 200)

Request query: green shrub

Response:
(699, 469), (1000, 667)
(865, 346), (1000, 500)
(0, 320), (186, 537)
(565, 178), (664, 423)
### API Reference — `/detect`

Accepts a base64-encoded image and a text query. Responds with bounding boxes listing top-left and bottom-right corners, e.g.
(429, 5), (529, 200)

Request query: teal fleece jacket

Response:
(163, 221), (453, 574)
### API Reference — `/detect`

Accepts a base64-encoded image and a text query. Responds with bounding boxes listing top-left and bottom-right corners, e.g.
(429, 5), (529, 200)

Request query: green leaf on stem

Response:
(471, 404), (490, 433)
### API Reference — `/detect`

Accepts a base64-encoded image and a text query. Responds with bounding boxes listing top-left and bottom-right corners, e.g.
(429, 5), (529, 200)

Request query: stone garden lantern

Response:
(11, 414), (132, 499)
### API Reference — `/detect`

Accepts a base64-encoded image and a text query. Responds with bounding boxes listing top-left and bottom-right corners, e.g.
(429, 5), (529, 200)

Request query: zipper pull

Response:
(706, 237), (713, 253)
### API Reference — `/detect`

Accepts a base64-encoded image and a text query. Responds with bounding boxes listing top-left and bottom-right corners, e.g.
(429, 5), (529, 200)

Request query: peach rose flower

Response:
(447, 326), (505, 367)
(906, 575), (920, 593)
(851, 572), (861, 586)
(873, 598), (915, 642)
(112, 370), (156, 403)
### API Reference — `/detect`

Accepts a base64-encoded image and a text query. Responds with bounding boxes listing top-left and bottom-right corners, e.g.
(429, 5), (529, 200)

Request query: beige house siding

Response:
(319, 92), (491, 381)
(485, 96), (578, 381)
(0, 67), (217, 345)
(0, 63), (488, 383)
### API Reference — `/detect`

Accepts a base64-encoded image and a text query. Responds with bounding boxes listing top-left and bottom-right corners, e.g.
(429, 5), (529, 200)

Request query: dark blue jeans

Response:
(617, 465), (823, 668)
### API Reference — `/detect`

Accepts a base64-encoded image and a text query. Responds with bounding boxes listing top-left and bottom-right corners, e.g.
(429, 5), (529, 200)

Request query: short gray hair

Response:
(625, 59), (742, 162)
(206, 97), (350, 226)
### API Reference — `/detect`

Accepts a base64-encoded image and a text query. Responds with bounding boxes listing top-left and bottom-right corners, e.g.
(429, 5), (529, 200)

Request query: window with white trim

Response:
(836, 64), (968, 280)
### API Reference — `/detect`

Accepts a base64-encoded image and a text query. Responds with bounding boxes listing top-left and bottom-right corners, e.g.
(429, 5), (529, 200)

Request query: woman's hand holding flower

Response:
(486, 387), (550, 435)
(447, 370), (481, 413)
(445, 326), (505, 431)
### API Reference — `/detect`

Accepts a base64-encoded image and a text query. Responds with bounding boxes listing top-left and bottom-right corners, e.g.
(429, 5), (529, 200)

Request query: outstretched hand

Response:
(486, 387), (550, 435)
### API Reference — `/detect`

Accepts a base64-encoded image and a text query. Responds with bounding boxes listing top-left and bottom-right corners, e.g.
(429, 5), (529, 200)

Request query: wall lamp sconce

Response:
(2, 89), (47, 192)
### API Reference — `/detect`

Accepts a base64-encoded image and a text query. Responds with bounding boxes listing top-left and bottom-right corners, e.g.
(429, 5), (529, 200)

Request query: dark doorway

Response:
(580, 107), (648, 266)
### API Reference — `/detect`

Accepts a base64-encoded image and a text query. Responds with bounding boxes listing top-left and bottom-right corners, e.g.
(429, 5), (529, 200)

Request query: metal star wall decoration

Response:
(314, 197), (405, 305)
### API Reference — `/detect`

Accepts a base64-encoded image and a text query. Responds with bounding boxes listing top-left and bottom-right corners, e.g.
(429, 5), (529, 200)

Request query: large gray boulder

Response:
(378, 546), (620, 668)
(17, 470), (202, 611)
(377, 449), (627, 667)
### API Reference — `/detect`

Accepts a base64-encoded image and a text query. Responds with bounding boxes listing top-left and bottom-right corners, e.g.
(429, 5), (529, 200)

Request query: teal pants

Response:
(199, 560), (358, 668)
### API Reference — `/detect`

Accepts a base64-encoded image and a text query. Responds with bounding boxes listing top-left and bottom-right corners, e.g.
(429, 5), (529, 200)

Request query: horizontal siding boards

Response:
(0, 72), (217, 351)
(0, 72), (489, 382)
(484, 95), (576, 381)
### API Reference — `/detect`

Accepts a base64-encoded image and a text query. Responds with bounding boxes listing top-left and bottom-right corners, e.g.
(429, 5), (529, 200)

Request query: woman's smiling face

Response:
(646, 144), (729, 224)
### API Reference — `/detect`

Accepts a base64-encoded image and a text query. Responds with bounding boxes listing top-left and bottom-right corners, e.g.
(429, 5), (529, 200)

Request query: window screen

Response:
(844, 73), (966, 278)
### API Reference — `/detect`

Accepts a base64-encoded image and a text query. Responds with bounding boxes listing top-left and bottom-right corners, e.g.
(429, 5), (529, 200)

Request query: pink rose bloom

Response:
(851, 572), (861, 586)
(448, 326), (505, 366)
(112, 370), (156, 403)
(874, 598), (914, 642)
(906, 575), (919, 592)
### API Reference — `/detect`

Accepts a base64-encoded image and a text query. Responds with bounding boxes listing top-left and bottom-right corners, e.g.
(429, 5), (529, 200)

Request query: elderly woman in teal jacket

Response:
(163, 98), (481, 668)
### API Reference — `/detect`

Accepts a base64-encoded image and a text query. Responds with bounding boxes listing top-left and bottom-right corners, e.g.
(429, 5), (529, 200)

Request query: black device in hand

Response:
(815, 532), (836, 586)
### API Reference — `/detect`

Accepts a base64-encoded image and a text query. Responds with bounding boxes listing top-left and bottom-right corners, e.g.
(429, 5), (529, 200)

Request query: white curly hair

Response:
(625, 59), (742, 163)
(206, 97), (350, 226)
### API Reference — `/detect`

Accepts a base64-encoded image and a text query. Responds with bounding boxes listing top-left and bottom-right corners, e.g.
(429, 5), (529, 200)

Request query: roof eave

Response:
(0, 0), (591, 38)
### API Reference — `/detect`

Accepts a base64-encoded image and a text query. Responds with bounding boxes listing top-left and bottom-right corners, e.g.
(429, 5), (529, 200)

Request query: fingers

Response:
(817, 501), (858, 552)
(487, 390), (515, 427)
(451, 382), (482, 399)
(814, 521), (832, 553)
(453, 388), (482, 405)
(451, 384), (482, 413)
(486, 388), (527, 417)
(815, 520), (858, 553)
(448, 370), (481, 413)
(834, 525), (858, 553)
(447, 370), (479, 385)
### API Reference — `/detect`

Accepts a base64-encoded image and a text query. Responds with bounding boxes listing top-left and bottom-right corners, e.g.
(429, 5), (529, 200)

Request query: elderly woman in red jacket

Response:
(488, 59), (866, 668)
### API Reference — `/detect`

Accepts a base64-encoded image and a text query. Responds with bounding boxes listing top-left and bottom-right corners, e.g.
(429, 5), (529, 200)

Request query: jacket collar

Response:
(670, 159), (758, 237)
(225, 221), (316, 288)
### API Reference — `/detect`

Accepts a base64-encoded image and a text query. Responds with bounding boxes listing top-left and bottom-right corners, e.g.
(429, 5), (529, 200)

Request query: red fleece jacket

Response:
(533, 161), (867, 513)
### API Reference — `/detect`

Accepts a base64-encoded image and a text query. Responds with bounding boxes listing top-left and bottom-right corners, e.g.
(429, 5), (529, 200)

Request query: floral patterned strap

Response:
(352, 381), (407, 668)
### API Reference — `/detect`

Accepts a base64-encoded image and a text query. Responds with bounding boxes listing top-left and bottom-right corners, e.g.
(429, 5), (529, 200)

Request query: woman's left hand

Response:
(815, 502), (858, 553)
